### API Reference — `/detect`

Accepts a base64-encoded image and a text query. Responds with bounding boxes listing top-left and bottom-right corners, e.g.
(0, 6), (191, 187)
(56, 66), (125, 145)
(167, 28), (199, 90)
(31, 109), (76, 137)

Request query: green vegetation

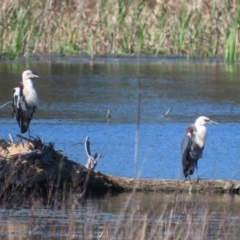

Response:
(0, 0), (240, 62)
(224, 3), (240, 63)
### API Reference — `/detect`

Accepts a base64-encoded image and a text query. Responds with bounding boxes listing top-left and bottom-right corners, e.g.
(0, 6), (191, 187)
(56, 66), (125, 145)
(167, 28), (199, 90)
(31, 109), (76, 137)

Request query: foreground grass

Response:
(0, 192), (239, 240)
(0, 0), (240, 62)
(0, 137), (239, 239)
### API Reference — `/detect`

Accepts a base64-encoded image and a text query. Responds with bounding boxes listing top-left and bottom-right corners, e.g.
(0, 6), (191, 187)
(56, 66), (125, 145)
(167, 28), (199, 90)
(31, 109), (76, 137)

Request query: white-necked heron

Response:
(12, 70), (39, 136)
(181, 116), (217, 182)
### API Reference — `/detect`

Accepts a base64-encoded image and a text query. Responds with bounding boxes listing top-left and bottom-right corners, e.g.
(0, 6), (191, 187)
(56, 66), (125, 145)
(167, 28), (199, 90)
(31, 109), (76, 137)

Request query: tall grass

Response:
(0, 0), (240, 61)
(224, 3), (240, 63)
(7, 7), (28, 59)
(0, 191), (238, 239)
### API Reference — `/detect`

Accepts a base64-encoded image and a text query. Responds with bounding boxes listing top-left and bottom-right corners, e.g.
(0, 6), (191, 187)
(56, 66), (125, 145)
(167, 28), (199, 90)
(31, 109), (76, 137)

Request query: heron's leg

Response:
(183, 176), (192, 184)
(183, 177), (193, 193)
(196, 164), (200, 184)
(19, 133), (24, 147)
(188, 176), (192, 184)
(28, 126), (31, 139)
(183, 178), (188, 183)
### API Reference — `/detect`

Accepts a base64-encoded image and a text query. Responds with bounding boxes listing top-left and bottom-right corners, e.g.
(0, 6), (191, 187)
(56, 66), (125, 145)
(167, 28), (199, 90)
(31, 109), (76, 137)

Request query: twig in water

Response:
(84, 136), (102, 170)
(0, 101), (11, 109)
(106, 109), (111, 121)
(161, 108), (173, 118)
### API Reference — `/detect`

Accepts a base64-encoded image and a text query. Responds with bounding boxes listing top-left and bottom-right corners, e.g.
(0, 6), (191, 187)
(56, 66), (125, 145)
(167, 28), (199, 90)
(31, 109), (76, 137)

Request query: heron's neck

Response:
(194, 125), (207, 148)
(23, 79), (38, 106)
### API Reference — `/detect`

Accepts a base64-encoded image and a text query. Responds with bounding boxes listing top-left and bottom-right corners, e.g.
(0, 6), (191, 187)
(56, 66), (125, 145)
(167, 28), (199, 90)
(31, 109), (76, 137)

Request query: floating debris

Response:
(0, 101), (11, 109)
(85, 136), (102, 170)
(106, 109), (111, 122)
(161, 108), (173, 118)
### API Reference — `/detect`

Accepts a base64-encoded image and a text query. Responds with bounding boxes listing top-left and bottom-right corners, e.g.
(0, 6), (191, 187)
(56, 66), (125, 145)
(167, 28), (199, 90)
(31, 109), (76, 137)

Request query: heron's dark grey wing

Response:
(181, 133), (191, 165)
(17, 98), (34, 134)
(181, 133), (195, 178)
(190, 141), (204, 159)
(12, 88), (22, 126)
(85, 136), (91, 157)
(33, 106), (37, 114)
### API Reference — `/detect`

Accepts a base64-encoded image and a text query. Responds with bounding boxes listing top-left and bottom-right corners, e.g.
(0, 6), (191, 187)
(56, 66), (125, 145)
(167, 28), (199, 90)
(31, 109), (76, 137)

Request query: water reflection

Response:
(0, 58), (240, 180)
(0, 58), (240, 239)
(0, 192), (240, 239)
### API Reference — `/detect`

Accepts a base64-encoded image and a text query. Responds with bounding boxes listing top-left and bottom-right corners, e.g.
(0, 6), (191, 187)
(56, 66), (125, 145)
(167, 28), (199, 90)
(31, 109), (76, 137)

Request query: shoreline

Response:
(0, 53), (226, 65)
(0, 136), (239, 207)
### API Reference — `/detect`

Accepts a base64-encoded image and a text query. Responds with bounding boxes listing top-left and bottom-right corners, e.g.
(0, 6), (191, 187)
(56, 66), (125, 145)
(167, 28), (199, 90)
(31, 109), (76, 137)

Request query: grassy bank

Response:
(0, 0), (240, 62)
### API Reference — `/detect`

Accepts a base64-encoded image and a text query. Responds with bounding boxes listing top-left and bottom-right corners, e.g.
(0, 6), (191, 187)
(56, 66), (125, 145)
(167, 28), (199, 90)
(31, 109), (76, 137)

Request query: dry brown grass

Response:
(0, 191), (239, 239)
(0, 0), (239, 61)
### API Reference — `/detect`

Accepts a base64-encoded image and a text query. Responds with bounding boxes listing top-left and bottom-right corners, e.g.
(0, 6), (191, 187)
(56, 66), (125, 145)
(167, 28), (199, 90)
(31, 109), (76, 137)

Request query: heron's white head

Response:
(22, 70), (39, 81)
(195, 116), (218, 127)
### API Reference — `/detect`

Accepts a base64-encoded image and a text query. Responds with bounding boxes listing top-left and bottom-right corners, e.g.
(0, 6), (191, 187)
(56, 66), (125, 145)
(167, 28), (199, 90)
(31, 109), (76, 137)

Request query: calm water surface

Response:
(0, 57), (239, 179)
(0, 192), (240, 239)
(0, 57), (240, 239)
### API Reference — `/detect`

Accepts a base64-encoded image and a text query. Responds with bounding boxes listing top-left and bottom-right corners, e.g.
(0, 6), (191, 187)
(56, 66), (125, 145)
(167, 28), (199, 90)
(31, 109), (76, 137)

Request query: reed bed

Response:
(0, 191), (238, 239)
(0, 0), (240, 62)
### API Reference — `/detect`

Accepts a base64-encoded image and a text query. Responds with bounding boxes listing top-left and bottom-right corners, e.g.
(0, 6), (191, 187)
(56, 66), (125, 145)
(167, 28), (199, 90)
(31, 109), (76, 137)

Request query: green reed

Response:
(7, 7), (26, 59)
(176, 2), (193, 54)
(224, 3), (240, 63)
(1, 0), (240, 62)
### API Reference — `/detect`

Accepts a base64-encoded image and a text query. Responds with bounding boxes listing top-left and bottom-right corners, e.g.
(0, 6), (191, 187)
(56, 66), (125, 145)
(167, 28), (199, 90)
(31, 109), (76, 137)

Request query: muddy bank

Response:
(0, 137), (239, 205)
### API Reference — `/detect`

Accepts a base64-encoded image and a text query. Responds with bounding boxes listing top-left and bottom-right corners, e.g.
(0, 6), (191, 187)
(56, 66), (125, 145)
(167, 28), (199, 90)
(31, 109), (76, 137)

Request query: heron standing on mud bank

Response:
(181, 116), (218, 182)
(12, 70), (39, 137)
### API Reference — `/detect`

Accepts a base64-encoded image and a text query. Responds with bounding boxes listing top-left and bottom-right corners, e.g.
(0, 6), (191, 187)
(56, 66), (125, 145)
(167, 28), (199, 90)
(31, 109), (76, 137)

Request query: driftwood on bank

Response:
(0, 136), (240, 205)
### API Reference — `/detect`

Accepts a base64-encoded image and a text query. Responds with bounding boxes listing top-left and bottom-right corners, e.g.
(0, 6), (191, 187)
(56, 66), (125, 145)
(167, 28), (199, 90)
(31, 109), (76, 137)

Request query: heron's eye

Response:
(205, 119), (209, 122)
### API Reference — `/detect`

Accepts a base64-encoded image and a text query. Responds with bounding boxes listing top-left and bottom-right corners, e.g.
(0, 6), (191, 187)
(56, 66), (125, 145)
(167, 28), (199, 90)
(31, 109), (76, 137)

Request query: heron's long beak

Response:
(31, 73), (39, 78)
(209, 120), (218, 124)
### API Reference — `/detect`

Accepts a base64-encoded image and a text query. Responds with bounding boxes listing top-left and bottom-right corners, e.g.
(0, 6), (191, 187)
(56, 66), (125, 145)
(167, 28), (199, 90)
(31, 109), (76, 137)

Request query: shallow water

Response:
(0, 192), (240, 239)
(0, 56), (240, 239)
(0, 57), (240, 179)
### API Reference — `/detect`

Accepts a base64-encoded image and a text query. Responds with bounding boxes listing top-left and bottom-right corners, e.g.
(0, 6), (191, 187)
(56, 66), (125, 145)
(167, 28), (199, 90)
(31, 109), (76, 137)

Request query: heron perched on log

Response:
(12, 70), (39, 136)
(85, 136), (102, 170)
(181, 116), (217, 182)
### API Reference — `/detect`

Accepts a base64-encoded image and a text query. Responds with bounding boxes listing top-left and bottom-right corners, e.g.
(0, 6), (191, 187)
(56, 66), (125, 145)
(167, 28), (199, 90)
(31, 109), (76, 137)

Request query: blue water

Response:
(0, 58), (240, 180)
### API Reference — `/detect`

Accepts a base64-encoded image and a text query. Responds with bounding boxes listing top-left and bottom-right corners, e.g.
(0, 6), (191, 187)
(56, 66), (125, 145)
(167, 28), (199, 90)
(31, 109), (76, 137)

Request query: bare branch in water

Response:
(0, 101), (11, 109)
(161, 108), (173, 118)
(85, 136), (102, 170)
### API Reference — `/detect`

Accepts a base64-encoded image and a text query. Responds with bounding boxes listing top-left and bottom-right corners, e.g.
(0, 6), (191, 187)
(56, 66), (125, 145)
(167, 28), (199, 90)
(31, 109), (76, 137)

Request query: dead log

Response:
(0, 136), (239, 206)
